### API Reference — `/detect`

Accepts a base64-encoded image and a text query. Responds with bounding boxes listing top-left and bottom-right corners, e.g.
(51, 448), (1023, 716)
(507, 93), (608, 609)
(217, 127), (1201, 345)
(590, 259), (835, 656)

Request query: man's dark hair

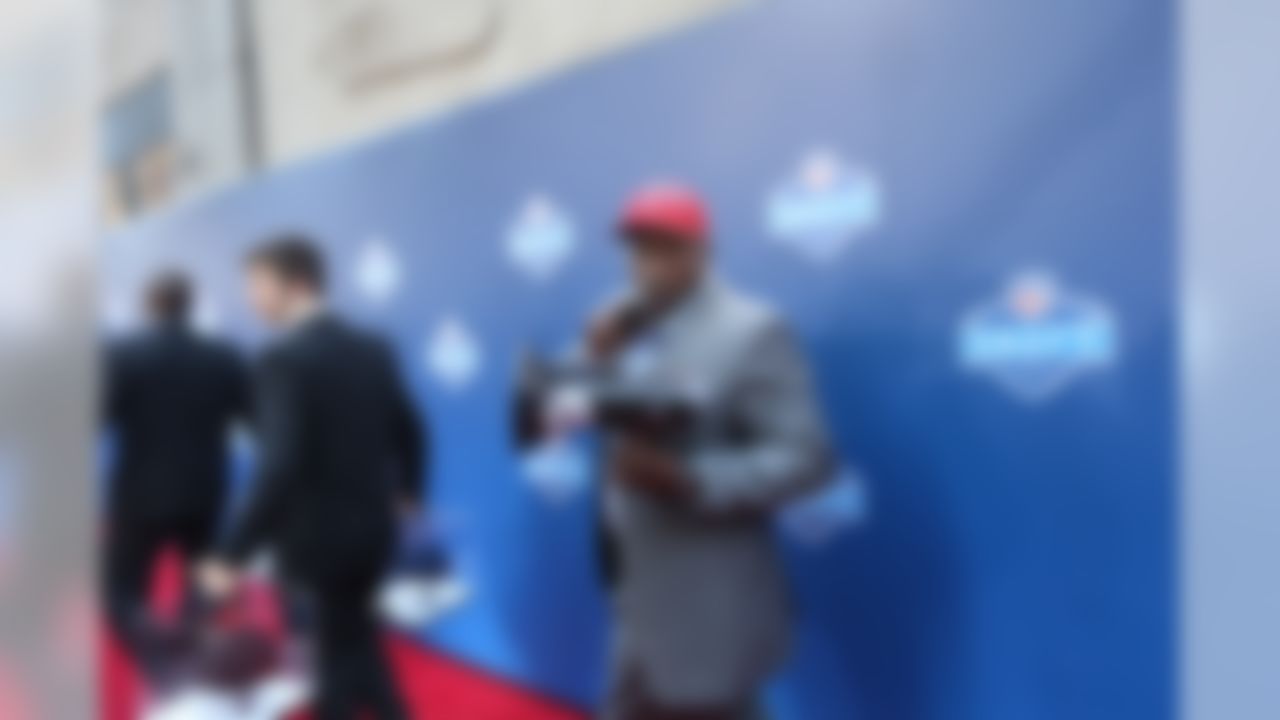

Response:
(247, 234), (326, 292)
(146, 270), (192, 323)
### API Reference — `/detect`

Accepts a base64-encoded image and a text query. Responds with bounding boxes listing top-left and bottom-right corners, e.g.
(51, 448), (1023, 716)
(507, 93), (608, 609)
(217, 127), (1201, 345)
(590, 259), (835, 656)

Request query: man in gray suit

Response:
(587, 183), (834, 720)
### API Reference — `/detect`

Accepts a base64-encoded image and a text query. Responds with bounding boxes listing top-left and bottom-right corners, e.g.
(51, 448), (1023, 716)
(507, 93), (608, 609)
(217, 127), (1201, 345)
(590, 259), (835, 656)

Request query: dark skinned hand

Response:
(610, 437), (692, 501)
(585, 307), (630, 361)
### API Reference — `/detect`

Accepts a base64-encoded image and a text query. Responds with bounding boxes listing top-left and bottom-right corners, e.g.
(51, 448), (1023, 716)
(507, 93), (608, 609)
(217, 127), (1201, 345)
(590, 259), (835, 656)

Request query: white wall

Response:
(167, 0), (254, 196)
(250, 0), (744, 166)
(1183, 0), (1280, 718)
(102, 0), (171, 99)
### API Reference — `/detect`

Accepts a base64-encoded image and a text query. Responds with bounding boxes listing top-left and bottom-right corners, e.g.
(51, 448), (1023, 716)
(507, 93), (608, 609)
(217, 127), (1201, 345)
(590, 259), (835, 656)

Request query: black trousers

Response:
(104, 510), (217, 681)
(299, 566), (407, 720)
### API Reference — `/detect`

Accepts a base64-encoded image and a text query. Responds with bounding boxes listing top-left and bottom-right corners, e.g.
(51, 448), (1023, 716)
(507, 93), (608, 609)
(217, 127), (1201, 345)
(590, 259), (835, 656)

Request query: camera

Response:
(511, 350), (701, 453)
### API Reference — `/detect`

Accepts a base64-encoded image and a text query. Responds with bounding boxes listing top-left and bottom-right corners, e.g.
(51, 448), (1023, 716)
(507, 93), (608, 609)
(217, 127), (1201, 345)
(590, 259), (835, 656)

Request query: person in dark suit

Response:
(103, 271), (250, 679)
(198, 235), (426, 720)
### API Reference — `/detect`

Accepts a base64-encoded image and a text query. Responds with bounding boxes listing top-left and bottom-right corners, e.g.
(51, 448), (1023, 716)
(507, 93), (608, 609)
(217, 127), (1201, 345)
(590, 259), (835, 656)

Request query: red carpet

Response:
(99, 549), (588, 720)
(382, 637), (586, 720)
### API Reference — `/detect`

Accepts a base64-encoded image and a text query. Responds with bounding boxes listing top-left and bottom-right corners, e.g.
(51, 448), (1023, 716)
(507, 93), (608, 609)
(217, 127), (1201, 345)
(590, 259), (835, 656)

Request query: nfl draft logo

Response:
(354, 236), (403, 304)
(958, 271), (1118, 402)
(765, 148), (882, 263)
(425, 315), (482, 391)
(520, 439), (591, 505)
(780, 468), (869, 547)
(505, 194), (577, 282)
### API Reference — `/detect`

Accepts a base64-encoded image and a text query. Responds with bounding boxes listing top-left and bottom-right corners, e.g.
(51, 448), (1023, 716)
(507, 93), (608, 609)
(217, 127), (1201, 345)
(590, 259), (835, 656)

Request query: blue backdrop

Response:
(105, 0), (1175, 717)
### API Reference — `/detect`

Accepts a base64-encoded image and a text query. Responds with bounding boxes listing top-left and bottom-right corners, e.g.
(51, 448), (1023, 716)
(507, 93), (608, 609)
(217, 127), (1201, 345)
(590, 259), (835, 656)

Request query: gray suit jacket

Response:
(600, 279), (834, 706)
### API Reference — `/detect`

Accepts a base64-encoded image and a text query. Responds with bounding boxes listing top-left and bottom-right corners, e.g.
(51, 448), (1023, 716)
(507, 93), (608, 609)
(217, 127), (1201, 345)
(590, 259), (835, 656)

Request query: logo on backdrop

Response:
(425, 315), (482, 390)
(378, 510), (472, 631)
(505, 194), (577, 282)
(355, 236), (403, 304)
(779, 467), (870, 547)
(765, 148), (882, 262)
(520, 439), (591, 505)
(958, 271), (1118, 402)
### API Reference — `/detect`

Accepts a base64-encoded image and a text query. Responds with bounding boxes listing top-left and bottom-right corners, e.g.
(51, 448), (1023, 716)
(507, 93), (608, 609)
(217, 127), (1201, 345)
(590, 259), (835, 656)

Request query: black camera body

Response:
(512, 351), (701, 453)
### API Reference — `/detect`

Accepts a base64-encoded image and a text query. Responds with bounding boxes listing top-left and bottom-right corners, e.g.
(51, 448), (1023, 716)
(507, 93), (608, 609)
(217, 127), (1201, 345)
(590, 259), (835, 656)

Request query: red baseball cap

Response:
(617, 182), (710, 244)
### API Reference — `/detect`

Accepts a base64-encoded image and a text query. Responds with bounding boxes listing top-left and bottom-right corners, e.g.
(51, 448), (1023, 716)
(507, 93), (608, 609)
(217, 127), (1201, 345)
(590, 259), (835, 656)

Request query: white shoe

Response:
(378, 573), (471, 629)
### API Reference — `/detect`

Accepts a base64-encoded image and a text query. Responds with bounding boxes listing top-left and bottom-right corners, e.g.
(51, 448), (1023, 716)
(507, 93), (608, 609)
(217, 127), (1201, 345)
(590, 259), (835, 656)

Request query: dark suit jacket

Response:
(222, 315), (427, 583)
(105, 323), (250, 520)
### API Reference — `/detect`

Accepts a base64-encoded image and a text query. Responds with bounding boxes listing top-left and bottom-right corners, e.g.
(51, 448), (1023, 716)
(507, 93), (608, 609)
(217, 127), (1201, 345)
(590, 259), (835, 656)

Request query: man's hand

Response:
(610, 438), (692, 501)
(196, 558), (241, 603)
(585, 306), (633, 361)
